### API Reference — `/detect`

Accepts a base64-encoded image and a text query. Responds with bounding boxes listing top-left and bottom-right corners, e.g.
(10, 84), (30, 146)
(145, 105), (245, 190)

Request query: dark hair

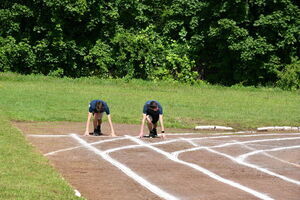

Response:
(96, 101), (103, 112)
(149, 101), (158, 109)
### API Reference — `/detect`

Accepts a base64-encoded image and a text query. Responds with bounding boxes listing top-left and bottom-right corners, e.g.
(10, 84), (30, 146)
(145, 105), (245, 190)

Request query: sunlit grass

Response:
(1, 72), (299, 129)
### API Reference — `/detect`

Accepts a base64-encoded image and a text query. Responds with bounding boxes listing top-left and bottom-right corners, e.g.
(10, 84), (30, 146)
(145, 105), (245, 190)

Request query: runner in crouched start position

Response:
(139, 100), (165, 138)
(84, 100), (116, 137)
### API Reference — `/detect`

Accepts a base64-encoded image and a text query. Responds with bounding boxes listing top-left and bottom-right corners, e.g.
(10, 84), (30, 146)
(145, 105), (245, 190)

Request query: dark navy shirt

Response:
(89, 100), (110, 114)
(142, 100), (163, 115)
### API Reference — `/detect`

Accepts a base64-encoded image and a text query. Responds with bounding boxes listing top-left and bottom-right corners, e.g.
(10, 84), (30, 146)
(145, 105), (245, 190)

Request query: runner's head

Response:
(149, 101), (158, 111)
(96, 101), (103, 112)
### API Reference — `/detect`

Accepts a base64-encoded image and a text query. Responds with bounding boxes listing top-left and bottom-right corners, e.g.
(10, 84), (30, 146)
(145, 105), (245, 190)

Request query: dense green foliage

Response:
(0, 0), (299, 89)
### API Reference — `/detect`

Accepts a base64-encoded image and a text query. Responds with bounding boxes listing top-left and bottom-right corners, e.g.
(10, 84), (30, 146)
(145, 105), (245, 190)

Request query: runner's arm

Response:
(139, 114), (147, 138)
(84, 112), (93, 136)
(107, 114), (116, 137)
(159, 114), (166, 138)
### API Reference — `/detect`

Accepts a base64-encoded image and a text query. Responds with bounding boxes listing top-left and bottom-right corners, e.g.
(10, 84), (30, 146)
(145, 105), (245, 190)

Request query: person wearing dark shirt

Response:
(139, 100), (165, 138)
(84, 100), (116, 136)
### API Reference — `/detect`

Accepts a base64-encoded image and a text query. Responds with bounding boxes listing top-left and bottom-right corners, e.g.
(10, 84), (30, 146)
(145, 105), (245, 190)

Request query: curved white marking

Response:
(179, 138), (198, 147)
(173, 137), (300, 156)
(203, 147), (300, 186)
(126, 135), (273, 200)
(70, 134), (178, 200)
(236, 141), (300, 168)
(104, 139), (180, 154)
(238, 145), (300, 162)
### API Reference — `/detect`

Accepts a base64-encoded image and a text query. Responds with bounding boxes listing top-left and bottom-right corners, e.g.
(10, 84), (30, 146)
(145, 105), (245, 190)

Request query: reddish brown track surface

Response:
(13, 122), (300, 200)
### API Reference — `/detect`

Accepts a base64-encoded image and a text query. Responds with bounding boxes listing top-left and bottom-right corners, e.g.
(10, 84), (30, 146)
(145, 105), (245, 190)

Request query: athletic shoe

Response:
(93, 129), (103, 136)
(153, 128), (158, 137)
(149, 130), (156, 138)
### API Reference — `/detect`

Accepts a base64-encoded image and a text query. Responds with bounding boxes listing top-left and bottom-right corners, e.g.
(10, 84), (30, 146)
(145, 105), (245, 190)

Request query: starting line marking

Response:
(126, 135), (273, 200)
(33, 132), (300, 199)
(44, 136), (128, 156)
(70, 134), (179, 200)
(39, 132), (300, 156)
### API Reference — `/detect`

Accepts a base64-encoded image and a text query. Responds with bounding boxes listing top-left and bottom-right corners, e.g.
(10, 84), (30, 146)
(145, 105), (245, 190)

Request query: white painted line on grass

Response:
(126, 135), (273, 200)
(70, 134), (178, 200)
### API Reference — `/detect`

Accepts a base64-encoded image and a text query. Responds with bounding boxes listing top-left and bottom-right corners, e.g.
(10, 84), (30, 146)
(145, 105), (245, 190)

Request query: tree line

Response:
(0, 0), (299, 89)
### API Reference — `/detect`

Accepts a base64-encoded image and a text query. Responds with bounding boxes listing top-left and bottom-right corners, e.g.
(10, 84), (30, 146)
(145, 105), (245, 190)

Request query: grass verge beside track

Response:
(0, 113), (83, 200)
(0, 72), (299, 129)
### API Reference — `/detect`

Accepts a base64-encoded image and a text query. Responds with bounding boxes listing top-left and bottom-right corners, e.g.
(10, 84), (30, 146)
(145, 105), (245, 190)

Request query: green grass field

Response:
(0, 114), (83, 200)
(0, 72), (299, 199)
(1, 72), (299, 129)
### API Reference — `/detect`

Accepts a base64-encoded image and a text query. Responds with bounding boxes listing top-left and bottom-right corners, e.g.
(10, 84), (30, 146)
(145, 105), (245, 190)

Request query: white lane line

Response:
(45, 146), (83, 156)
(44, 136), (128, 156)
(172, 137), (300, 157)
(179, 137), (198, 147)
(126, 135), (273, 200)
(42, 133), (300, 156)
(201, 147), (300, 186)
(187, 133), (300, 141)
(230, 141), (300, 168)
(70, 134), (178, 200)
(238, 142), (300, 168)
(164, 132), (300, 137)
(238, 145), (300, 162)
(104, 139), (180, 154)
(245, 143), (281, 148)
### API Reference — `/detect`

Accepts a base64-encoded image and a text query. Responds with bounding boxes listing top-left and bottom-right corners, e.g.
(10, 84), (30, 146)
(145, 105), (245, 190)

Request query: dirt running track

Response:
(13, 121), (300, 200)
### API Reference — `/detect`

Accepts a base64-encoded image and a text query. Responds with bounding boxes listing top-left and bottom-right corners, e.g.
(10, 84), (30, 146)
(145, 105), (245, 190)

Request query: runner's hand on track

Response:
(84, 130), (89, 136)
(110, 132), (117, 137)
